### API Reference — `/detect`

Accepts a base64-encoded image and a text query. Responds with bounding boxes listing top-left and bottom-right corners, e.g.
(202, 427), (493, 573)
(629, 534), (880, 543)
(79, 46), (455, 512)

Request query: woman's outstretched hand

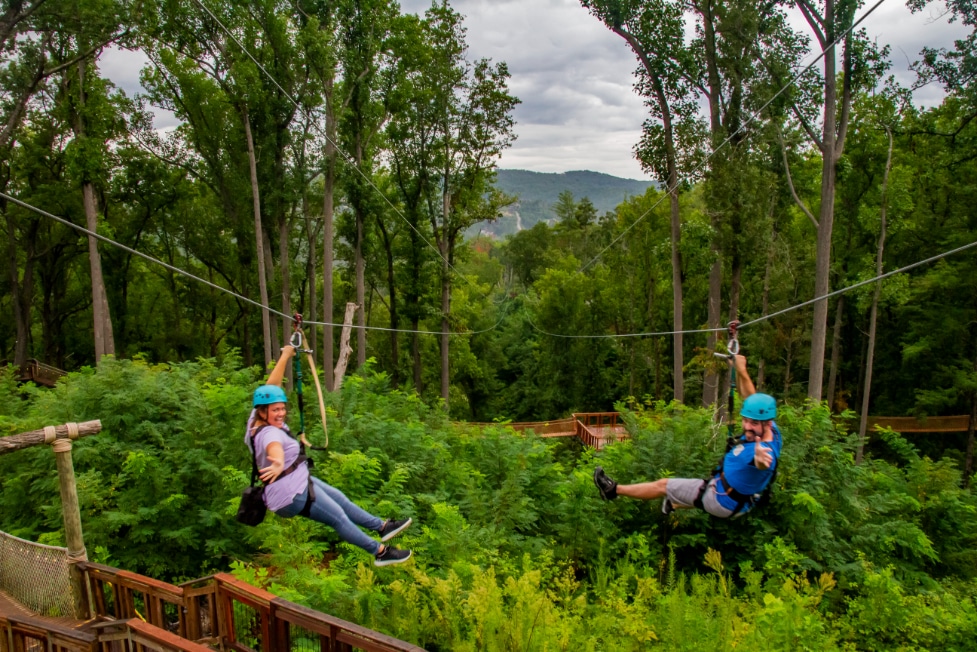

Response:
(260, 441), (286, 483)
(259, 458), (285, 483)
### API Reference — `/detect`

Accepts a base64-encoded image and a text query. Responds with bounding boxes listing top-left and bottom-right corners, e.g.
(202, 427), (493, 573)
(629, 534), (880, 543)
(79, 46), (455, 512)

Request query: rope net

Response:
(0, 530), (74, 617)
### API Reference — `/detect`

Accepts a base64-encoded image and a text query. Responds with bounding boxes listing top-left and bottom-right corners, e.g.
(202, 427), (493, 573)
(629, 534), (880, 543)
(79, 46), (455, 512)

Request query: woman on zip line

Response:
(246, 344), (413, 566)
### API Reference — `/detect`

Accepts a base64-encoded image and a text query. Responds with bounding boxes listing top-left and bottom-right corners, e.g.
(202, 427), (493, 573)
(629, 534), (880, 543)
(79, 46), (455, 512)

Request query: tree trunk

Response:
(728, 257), (741, 321)
(757, 229), (776, 390)
(826, 295), (845, 411)
(966, 352), (976, 488)
(355, 205), (366, 367)
(72, 58), (114, 362)
(703, 257), (722, 406)
(4, 209), (34, 367)
(262, 224), (280, 357)
(303, 194), (317, 355)
(242, 104), (273, 367)
(440, 192), (451, 407)
(857, 127), (892, 464)
(82, 183), (114, 360)
(668, 186), (684, 403)
(376, 219), (399, 387)
(610, 26), (684, 402)
(280, 211), (293, 386)
(322, 119), (335, 391)
(412, 320), (422, 394)
(808, 0), (852, 402)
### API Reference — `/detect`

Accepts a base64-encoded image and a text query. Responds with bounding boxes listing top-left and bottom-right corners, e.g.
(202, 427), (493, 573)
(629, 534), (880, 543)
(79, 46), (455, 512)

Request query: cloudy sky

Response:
(102, 0), (970, 180)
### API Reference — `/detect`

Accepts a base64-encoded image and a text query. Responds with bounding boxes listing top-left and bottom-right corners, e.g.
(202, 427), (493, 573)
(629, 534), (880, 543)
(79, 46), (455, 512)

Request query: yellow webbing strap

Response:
(301, 330), (328, 448)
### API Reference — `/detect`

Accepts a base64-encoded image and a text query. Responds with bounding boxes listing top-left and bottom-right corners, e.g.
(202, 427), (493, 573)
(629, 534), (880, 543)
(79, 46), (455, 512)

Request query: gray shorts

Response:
(666, 477), (737, 518)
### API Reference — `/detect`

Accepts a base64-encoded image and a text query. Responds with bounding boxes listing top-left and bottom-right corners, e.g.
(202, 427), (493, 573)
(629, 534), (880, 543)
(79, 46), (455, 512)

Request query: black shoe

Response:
(661, 499), (674, 515)
(594, 466), (618, 500)
(374, 545), (412, 567)
(378, 517), (412, 542)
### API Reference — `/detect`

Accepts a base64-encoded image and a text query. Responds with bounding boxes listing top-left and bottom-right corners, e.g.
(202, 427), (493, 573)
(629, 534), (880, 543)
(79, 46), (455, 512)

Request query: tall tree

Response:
(62, 0), (126, 361)
(425, 2), (517, 407)
(336, 0), (399, 369)
(582, 0), (696, 403)
(778, 0), (887, 400)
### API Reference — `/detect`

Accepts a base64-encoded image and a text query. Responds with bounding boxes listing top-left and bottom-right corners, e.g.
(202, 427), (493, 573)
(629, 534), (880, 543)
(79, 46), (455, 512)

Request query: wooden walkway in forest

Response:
(472, 412), (630, 450)
(470, 411), (973, 449)
(0, 560), (423, 652)
(866, 415), (972, 433)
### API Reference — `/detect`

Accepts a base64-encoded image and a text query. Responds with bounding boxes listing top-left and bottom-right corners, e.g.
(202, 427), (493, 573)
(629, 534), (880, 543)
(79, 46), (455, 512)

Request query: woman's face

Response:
(264, 402), (287, 428)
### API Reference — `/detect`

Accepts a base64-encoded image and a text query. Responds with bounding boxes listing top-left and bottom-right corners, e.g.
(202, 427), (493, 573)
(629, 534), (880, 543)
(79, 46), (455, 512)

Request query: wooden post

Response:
(333, 303), (358, 390)
(47, 423), (93, 619)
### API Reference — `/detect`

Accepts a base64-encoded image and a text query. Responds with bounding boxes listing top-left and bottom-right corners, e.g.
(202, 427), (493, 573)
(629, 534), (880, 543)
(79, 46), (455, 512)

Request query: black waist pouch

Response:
(236, 485), (267, 526)
(237, 427), (269, 526)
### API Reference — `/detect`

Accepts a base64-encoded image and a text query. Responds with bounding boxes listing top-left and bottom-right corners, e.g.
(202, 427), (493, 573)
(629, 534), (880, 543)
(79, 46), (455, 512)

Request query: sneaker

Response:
(661, 499), (674, 515)
(378, 517), (412, 542)
(593, 466), (618, 500)
(374, 545), (412, 567)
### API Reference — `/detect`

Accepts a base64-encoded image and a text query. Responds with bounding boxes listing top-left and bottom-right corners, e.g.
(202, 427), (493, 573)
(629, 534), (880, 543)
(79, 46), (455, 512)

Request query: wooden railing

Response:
(867, 415), (972, 433)
(15, 358), (67, 387)
(467, 412), (630, 449)
(465, 418), (576, 436)
(574, 413), (628, 450)
(78, 563), (423, 652)
(91, 619), (212, 652)
(0, 611), (95, 652)
(83, 563), (187, 639)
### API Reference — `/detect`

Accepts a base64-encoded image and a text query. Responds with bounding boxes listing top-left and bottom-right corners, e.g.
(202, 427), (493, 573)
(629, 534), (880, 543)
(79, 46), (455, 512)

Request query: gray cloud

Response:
(101, 0), (971, 179)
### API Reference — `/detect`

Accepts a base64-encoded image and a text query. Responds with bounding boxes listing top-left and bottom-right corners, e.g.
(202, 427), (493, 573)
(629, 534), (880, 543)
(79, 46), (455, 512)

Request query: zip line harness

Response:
(692, 321), (778, 517)
(254, 314), (329, 519)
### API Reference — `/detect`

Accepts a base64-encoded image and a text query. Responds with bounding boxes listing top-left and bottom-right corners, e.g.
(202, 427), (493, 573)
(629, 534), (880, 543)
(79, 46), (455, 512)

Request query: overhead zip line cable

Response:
(577, 0), (891, 274)
(188, 0), (483, 296)
(0, 191), (506, 337)
(530, 238), (977, 339)
(737, 238), (977, 330)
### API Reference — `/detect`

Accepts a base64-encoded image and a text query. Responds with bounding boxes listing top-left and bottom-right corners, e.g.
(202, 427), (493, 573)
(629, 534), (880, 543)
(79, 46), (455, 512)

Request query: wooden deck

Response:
(0, 589), (87, 629)
(0, 561), (424, 652)
(469, 413), (631, 449)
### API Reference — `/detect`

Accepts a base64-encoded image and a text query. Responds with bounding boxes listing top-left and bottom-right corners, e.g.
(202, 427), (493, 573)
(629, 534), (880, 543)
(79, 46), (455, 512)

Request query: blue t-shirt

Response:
(715, 423), (782, 511)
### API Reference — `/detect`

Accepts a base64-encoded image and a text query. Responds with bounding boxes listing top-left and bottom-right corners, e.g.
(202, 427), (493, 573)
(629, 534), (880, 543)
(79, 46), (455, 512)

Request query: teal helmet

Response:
(253, 385), (287, 408)
(741, 393), (776, 421)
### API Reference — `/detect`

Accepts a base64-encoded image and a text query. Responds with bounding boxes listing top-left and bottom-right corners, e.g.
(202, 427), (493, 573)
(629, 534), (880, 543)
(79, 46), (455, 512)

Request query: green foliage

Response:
(3, 361), (977, 647)
(0, 357), (260, 578)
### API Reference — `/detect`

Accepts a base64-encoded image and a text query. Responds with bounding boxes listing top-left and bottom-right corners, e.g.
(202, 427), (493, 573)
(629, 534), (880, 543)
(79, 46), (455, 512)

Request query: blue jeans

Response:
(274, 476), (383, 554)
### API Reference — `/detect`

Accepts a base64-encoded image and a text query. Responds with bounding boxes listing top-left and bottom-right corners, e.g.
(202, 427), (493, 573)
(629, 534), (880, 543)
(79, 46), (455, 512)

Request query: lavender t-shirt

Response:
(244, 409), (309, 512)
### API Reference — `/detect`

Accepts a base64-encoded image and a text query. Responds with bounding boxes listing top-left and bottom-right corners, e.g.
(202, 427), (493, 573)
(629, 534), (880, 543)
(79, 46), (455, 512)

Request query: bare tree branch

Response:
(779, 131), (819, 229)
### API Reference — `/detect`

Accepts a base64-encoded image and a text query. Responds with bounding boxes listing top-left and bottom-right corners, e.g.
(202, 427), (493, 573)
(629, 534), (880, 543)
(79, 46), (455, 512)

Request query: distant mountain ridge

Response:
(471, 169), (657, 238)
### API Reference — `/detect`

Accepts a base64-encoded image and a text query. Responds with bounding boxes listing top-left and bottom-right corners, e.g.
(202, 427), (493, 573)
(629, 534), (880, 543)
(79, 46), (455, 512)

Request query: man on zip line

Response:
(593, 352), (782, 518)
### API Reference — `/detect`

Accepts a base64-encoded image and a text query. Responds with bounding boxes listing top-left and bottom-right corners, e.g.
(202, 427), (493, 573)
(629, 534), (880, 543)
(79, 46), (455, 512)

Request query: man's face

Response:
(742, 417), (767, 440)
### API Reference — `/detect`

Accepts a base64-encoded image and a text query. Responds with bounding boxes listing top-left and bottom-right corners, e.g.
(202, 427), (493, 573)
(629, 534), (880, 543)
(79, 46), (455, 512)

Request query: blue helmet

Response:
(741, 393), (776, 421)
(253, 384), (287, 408)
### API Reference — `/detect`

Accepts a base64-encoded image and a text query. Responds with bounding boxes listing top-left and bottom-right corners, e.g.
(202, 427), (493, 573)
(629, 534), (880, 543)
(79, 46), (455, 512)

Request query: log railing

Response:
(0, 611), (95, 652)
(213, 573), (423, 652)
(78, 563), (423, 652)
(83, 562), (187, 640)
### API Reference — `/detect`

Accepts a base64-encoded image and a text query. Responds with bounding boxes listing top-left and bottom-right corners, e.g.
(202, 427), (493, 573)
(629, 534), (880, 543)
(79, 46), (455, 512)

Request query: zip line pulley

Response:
(712, 320), (741, 439)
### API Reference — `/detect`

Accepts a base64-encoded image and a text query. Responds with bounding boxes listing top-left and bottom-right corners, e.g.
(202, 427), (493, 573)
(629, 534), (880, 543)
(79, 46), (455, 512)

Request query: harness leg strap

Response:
(693, 478), (710, 510)
(299, 476), (316, 517)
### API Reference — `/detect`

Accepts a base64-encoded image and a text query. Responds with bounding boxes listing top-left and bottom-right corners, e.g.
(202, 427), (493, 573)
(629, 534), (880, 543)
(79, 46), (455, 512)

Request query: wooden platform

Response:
(0, 588), (88, 630)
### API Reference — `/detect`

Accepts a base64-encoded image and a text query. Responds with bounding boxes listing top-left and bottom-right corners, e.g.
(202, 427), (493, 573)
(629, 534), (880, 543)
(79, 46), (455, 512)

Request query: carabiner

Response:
(726, 320), (741, 356)
(289, 329), (304, 349)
